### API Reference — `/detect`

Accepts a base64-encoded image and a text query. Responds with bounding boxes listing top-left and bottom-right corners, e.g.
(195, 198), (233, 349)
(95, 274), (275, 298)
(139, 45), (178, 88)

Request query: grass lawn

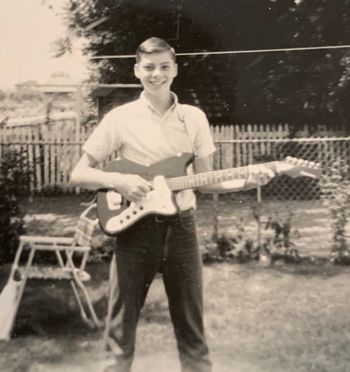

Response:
(1, 195), (350, 372)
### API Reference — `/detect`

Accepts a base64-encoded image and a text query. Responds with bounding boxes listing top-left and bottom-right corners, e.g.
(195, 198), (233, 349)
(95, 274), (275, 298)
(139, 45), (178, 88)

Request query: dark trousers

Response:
(105, 210), (212, 372)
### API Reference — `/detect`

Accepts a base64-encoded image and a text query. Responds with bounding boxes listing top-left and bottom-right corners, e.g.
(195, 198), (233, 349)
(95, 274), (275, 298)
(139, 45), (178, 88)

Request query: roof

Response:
(37, 84), (80, 93)
(91, 84), (142, 97)
(38, 74), (82, 93)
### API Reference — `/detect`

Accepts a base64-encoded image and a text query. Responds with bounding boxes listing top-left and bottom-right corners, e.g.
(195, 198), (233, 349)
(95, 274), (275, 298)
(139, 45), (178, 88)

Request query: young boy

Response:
(70, 37), (274, 372)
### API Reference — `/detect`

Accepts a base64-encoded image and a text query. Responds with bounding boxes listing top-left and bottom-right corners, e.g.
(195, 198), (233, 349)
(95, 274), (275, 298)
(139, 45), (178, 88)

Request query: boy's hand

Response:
(246, 164), (275, 187)
(114, 174), (152, 202)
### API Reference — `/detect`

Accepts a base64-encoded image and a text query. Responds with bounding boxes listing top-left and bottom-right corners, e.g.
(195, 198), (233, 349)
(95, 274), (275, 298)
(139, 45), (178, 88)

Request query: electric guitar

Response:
(97, 153), (321, 235)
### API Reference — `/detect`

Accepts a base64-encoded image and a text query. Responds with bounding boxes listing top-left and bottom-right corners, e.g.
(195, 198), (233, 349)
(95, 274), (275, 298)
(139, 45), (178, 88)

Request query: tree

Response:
(0, 89), (6, 101)
(12, 80), (43, 102)
(55, 0), (350, 128)
(253, 0), (350, 129)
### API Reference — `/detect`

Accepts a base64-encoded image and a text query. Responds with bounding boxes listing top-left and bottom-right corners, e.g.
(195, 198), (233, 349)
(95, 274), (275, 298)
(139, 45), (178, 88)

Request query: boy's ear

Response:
(134, 64), (140, 79)
(174, 63), (178, 77)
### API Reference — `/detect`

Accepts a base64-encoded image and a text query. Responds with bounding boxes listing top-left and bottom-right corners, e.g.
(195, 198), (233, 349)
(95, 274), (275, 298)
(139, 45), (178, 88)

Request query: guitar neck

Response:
(166, 161), (278, 191)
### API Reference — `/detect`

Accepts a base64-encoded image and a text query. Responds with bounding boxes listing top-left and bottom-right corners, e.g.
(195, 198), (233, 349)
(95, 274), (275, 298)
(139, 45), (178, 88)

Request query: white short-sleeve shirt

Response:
(83, 92), (216, 210)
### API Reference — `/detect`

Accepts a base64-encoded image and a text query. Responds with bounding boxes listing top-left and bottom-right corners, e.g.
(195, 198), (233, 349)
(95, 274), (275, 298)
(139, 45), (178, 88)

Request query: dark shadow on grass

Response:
(270, 260), (350, 277)
(203, 257), (350, 278)
(0, 262), (109, 340)
(12, 283), (104, 338)
(141, 301), (171, 324)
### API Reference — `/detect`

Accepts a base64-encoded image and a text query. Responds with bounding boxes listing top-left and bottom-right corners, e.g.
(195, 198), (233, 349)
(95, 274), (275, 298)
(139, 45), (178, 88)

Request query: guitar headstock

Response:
(276, 157), (322, 179)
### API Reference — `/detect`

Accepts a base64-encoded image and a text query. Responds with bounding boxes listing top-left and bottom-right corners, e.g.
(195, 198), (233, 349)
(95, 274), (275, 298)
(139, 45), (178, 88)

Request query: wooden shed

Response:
(90, 84), (142, 120)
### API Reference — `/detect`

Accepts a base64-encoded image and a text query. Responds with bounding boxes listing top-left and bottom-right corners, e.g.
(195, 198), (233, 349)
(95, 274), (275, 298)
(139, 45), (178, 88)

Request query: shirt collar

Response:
(138, 91), (179, 117)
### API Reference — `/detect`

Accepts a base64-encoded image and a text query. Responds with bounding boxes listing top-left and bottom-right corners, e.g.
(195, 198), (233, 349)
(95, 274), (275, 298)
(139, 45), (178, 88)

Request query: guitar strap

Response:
(176, 105), (197, 159)
(175, 105), (197, 213)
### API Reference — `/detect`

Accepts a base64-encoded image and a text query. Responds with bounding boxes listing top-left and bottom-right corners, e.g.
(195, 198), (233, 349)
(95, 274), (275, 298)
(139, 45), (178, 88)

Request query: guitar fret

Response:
(167, 162), (279, 191)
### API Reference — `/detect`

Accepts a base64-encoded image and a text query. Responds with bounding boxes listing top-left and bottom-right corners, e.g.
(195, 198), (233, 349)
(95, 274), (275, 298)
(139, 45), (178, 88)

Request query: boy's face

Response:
(134, 52), (178, 98)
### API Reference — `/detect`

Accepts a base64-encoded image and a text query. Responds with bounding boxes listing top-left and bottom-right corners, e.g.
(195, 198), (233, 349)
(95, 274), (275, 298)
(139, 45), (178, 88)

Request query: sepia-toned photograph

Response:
(1, 1), (350, 371)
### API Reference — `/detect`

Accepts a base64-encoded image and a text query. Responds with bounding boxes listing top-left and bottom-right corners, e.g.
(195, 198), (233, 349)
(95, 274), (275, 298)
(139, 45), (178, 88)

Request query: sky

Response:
(0, 0), (88, 89)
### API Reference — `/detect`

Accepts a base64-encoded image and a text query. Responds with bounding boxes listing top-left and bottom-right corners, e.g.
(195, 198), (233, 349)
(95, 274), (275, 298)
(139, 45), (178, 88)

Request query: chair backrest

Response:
(73, 204), (99, 247)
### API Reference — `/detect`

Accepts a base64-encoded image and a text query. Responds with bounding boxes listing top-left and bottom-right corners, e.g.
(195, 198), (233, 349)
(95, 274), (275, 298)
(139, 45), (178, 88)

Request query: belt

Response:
(154, 208), (194, 223)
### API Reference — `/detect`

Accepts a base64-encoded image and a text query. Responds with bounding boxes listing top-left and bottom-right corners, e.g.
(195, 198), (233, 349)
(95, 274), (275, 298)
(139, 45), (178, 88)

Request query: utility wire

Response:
(89, 44), (350, 60)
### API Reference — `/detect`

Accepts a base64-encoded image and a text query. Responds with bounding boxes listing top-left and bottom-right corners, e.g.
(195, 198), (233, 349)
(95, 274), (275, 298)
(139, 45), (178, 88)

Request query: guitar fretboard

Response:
(166, 161), (278, 191)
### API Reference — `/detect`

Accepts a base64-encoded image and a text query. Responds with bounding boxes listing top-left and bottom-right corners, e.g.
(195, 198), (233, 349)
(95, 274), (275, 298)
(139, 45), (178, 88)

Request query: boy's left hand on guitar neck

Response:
(245, 164), (275, 189)
(194, 156), (275, 193)
(216, 164), (275, 192)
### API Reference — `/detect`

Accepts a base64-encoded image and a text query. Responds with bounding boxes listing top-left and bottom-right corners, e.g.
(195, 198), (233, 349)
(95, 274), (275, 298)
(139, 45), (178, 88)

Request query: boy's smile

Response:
(134, 52), (178, 99)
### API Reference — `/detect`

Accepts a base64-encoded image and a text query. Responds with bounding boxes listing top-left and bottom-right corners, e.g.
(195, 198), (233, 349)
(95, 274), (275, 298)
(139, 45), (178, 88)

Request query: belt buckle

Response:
(155, 214), (165, 223)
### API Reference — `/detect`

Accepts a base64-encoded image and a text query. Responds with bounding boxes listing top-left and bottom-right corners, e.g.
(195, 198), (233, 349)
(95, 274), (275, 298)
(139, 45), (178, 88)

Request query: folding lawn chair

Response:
(0, 203), (102, 341)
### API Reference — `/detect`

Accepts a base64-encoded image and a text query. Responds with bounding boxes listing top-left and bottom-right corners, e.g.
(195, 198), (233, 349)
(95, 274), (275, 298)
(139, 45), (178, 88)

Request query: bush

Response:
(321, 158), (350, 261)
(0, 147), (32, 264)
(204, 204), (301, 265)
(0, 89), (6, 101)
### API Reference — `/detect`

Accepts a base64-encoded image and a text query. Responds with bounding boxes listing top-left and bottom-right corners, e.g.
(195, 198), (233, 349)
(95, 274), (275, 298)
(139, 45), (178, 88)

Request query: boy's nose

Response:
(151, 68), (162, 77)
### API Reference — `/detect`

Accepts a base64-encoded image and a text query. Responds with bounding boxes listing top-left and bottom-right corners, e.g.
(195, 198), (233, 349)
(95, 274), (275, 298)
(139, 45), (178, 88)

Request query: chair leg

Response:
(69, 280), (94, 328)
(69, 278), (102, 328)
(64, 251), (101, 328)
(1, 246), (36, 340)
(13, 247), (36, 323)
(103, 254), (117, 350)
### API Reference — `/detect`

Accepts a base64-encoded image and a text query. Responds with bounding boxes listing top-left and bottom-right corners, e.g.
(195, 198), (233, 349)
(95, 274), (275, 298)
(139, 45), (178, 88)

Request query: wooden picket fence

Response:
(0, 112), (80, 192)
(211, 123), (349, 171)
(0, 114), (349, 193)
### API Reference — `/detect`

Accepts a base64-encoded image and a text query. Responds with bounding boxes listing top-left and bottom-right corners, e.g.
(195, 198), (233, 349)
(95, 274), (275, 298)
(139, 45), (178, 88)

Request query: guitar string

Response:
(166, 161), (279, 190)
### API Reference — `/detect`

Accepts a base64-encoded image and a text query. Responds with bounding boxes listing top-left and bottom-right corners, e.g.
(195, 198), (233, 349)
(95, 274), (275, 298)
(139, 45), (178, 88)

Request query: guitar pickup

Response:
(106, 191), (123, 210)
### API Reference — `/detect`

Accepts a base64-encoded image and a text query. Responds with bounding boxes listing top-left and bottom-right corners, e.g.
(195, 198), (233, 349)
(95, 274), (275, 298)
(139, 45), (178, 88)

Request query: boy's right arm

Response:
(70, 153), (152, 202)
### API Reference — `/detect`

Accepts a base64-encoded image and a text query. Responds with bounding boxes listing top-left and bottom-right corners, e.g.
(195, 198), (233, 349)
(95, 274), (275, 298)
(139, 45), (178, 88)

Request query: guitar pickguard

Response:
(105, 176), (177, 234)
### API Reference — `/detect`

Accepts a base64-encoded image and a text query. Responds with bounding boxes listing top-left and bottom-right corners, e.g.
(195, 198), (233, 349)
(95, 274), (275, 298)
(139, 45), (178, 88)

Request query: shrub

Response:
(204, 204), (300, 265)
(321, 158), (350, 263)
(0, 146), (32, 264)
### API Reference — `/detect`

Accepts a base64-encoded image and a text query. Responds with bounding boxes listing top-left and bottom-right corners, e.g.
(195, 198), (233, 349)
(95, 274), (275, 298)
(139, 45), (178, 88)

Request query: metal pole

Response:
(75, 86), (82, 194)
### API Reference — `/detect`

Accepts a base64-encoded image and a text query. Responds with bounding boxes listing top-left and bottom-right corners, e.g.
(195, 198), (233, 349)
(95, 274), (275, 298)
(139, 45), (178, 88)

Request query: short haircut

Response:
(136, 37), (176, 63)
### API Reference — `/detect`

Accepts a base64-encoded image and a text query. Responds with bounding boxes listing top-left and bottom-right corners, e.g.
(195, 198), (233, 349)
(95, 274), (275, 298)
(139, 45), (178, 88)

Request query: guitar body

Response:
(97, 153), (194, 235)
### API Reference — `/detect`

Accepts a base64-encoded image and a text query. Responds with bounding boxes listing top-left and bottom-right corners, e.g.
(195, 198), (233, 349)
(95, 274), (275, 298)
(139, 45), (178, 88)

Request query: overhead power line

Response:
(89, 44), (350, 60)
